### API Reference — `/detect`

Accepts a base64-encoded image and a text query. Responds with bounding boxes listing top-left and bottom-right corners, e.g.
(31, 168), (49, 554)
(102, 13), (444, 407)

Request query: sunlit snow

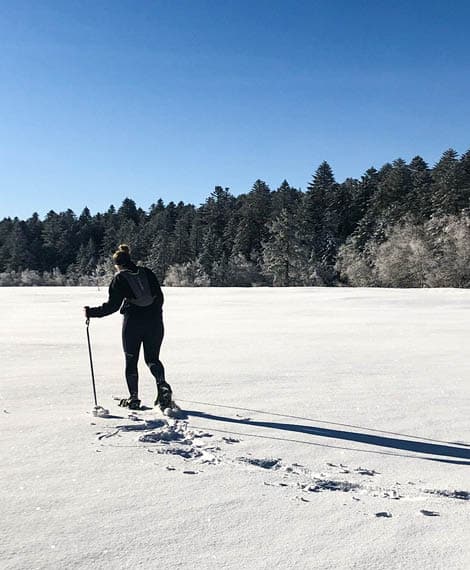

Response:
(1, 287), (469, 569)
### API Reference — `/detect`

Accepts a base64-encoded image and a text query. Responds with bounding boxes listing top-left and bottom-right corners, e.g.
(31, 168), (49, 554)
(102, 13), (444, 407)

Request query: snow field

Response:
(1, 287), (469, 569)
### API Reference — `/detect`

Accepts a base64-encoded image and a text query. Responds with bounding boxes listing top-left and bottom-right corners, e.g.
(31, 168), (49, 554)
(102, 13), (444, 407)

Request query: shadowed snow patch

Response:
(238, 457), (282, 470)
(301, 479), (361, 493)
(424, 489), (469, 501)
(355, 467), (380, 476)
(157, 446), (203, 459)
(138, 421), (205, 445)
(139, 430), (189, 443)
(118, 419), (166, 431)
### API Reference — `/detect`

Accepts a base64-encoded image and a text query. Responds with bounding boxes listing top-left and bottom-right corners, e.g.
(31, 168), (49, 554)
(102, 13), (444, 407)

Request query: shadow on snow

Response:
(185, 408), (470, 465)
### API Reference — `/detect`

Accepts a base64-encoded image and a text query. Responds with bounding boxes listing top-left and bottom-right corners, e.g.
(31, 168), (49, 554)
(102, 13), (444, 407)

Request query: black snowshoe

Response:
(118, 396), (141, 410)
(154, 381), (173, 411)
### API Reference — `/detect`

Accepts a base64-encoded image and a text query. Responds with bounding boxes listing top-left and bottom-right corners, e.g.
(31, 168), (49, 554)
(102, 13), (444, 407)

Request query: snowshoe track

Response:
(93, 406), (470, 515)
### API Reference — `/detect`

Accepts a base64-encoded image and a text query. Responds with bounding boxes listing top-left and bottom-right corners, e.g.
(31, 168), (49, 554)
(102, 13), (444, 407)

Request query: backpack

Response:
(119, 268), (155, 307)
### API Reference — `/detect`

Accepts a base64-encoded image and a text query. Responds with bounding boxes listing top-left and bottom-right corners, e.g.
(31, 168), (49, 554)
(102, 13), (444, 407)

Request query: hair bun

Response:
(118, 244), (130, 254)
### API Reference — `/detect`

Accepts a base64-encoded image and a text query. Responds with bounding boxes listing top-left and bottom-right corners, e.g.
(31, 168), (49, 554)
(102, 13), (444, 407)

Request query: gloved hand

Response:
(84, 306), (91, 319)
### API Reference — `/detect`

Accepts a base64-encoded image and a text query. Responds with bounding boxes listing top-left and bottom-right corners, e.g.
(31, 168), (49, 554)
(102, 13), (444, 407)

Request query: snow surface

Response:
(1, 286), (469, 569)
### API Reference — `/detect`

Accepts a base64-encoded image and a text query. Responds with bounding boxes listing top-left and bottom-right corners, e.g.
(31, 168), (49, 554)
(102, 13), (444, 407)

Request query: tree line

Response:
(1, 147), (470, 287)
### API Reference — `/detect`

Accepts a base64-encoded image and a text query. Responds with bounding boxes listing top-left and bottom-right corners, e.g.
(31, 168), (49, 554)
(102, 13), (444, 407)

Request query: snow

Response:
(1, 286), (469, 569)
(91, 406), (110, 418)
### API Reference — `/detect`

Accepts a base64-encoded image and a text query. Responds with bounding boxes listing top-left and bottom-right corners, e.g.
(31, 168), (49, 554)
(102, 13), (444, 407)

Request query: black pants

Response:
(122, 314), (165, 397)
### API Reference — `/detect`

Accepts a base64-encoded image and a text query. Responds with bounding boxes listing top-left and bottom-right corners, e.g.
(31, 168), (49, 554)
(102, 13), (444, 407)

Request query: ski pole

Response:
(85, 315), (109, 418)
(86, 317), (98, 408)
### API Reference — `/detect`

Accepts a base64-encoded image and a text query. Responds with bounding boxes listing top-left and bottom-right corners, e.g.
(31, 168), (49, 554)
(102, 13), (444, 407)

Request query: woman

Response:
(84, 244), (172, 411)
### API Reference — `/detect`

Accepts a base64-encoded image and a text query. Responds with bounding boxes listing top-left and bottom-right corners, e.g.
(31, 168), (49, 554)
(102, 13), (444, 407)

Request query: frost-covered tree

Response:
(164, 260), (210, 287)
(424, 214), (470, 287)
(374, 221), (431, 288)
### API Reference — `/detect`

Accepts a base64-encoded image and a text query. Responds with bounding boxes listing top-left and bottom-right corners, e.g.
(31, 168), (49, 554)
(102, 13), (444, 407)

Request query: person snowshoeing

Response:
(84, 244), (173, 411)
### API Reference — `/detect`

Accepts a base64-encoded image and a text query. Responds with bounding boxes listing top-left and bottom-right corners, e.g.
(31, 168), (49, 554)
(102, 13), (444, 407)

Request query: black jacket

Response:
(88, 264), (164, 319)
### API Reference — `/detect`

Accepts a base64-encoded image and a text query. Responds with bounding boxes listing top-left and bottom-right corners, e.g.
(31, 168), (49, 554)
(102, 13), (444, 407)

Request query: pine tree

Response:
(145, 232), (173, 282)
(75, 238), (98, 274)
(337, 178), (361, 239)
(41, 209), (78, 272)
(232, 180), (272, 260)
(189, 211), (204, 258)
(431, 149), (460, 215)
(370, 159), (412, 219)
(408, 156), (432, 220)
(199, 227), (224, 276)
(303, 161), (335, 236)
(4, 219), (33, 271)
(349, 168), (380, 246)
(271, 180), (301, 217)
(302, 161), (338, 283)
(173, 215), (193, 265)
(199, 186), (236, 274)
(457, 149), (470, 211)
(0, 218), (14, 271)
(262, 209), (308, 286)
(118, 198), (140, 224)
(149, 198), (166, 217)
(211, 252), (230, 286)
(24, 212), (44, 270)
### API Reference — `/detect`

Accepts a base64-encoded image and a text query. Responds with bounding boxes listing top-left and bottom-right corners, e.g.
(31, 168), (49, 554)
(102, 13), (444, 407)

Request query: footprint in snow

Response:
(424, 489), (469, 501)
(222, 437), (240, 444)
(382, 490), (401, 500)
(326, 462), (350, 473)
(97, 429), (121, 440)
(375, 512), (392, 518)
(284, 463), (305, 475)
(238, 457), (282, 470)
(157, 446), (203, 460)
(127, 413), (143, 422)
(295, 496), (310, 503)
(193, 430), (213, 439)
(264, 481), (289, 488)
(355, 468), (380, 476)
(420, 509), (440, 516)
(300, 479), (361, 493)
(139, 430), (187, 443)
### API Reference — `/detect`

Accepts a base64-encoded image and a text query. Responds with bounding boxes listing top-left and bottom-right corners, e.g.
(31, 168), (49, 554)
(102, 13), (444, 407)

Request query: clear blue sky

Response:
(1, 0), (469, 219)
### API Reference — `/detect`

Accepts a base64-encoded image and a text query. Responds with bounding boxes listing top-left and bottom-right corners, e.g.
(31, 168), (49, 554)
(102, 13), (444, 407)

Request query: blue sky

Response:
(1, 0), (469, 219)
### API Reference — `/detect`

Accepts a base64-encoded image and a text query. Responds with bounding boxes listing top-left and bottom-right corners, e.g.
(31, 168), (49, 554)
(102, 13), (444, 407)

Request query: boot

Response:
(154, 382), (173, 410)
(119, 394), (141, 410)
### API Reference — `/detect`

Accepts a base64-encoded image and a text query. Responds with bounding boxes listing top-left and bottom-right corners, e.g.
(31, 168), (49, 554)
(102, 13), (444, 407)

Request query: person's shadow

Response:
(185, 409), (470, 465)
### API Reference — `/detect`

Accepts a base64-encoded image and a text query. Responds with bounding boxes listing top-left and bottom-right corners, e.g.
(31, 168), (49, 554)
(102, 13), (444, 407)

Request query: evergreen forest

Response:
(1, 148), (470, 288)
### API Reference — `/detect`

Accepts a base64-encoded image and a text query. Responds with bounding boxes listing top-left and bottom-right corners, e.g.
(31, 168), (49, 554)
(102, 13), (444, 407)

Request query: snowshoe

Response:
(154, 381), (173, 411)
(118, 396), (141, 410)
(162, 403), (186, 419)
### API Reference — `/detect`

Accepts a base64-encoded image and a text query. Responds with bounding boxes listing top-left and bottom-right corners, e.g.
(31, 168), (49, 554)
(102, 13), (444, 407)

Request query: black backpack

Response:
(119, 268), (155, 307)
